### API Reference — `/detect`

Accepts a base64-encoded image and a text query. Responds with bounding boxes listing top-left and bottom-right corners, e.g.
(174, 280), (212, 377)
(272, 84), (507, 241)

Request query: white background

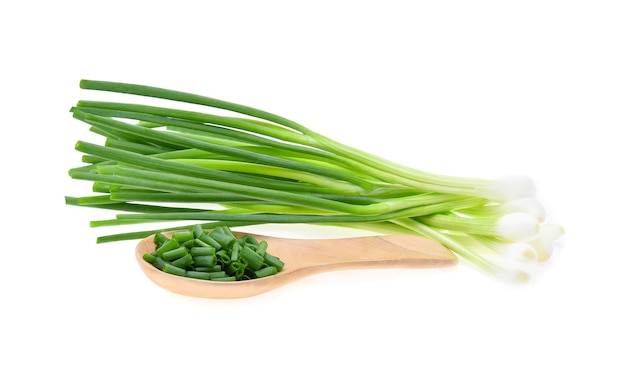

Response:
(2, 1), (625, 378)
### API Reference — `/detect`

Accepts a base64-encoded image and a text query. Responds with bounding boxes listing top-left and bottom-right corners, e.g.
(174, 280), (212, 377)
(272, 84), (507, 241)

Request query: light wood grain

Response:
(136, 232), (457, 299)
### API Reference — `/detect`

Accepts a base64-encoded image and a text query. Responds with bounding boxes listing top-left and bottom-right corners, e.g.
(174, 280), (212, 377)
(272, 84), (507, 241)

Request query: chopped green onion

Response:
(153, 257), (165, 270)
(216, 250), (231, 266)
(230, 242), (240, 261)
(193, 238), (213, 248)
(208, 271), (228, 279)
(240, 246), (264, 271)
(142, 253), (157, 264)
(154, 239), (179, 257)
(141, 224), (282, 281)
(170, 253), (194, 269)
(194, 265), (223, 273)
(197, 234), (222, 249)
(161, 246), (188, 261)
(172, 230), (194, 243)
(263, 253), (285, 272)
(189, 247), (216, 256)
(186, 271), (212, 280)
(162, 263), (186, 277)
(154, 232), (169, 247)
(211, 276), (237, 282)
(209, 229), (236, 249)
(192, 224), (204, 239)
(193, 255), (216, 268)
(255, 241), (268, 257)
(254, 266), (278, 279)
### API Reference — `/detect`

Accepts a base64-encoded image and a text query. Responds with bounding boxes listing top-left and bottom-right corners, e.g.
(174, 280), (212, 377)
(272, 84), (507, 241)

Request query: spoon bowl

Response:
(136, 232), (457, 299)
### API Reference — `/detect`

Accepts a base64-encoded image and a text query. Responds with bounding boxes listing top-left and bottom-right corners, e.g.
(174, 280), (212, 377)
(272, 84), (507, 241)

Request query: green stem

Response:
(108, 196), (484, 225)
(75, 111), (375, 191)
(95, 164), (391, 215)
(78, 78), (315, 137)
(171, 159), (364, 195)
(95, 221), (260, 243)
(108, 189), (254, 203)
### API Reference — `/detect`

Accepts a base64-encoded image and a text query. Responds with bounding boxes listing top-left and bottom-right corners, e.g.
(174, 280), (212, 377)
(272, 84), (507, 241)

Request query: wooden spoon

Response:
(135, 232), (457, 299)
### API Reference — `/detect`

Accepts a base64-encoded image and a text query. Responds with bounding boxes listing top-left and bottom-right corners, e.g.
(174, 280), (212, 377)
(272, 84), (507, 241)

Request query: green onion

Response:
(142, 253), (157, 264)
(193, 255), (216, 268)
(263, 253), (285, 272)
(254, 266), (278, 279)
(211, 276), (237, 282)
(170, 254), (194, 269)
(194, 265), (223, 273)
(240, 246), (265, 271)
(172, 230), (194, 243)
(161, 246), (188, 261)
(162, 263), (186, 277)
(153, 257), (165, 270)
(154, 239), (179, 257)
(68, 80), (563, 282)
(141, 224), (283, 281)
(189, 247), (216, 256)
(186, 271), (212, 280)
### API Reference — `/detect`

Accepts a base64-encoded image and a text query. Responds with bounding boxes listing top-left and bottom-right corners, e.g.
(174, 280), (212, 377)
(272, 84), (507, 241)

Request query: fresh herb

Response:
(66, 80), (563, 282)
(143, 225), (283, 281)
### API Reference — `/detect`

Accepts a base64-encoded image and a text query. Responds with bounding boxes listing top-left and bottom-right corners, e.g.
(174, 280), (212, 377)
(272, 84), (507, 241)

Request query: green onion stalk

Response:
(65, 80), (564, 282)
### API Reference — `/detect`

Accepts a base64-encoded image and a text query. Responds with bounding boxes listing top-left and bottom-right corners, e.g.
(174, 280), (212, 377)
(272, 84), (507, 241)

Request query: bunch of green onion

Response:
(66, 80), (564, 283)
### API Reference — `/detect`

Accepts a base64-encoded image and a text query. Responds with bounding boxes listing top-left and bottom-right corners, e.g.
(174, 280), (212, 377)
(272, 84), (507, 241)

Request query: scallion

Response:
(67, 80), (563, 282)
(140, 224), (283, 281)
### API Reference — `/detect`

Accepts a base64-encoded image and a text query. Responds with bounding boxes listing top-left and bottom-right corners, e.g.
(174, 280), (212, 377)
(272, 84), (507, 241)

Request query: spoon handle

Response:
(266, 234), (457, 273)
